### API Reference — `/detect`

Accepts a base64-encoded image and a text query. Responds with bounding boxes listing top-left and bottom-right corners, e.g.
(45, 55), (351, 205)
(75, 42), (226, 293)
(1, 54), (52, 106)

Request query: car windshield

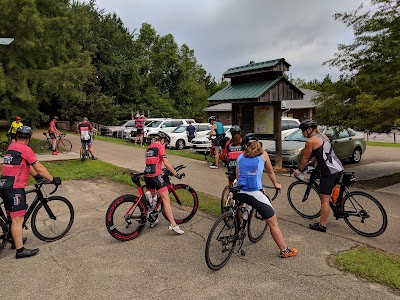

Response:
(172, 125), (187, 133)
(284, 129), (308, 142)
(147, 121), (163, 127)
(144, 120), (153, 126)
(117, 120), (129, 126)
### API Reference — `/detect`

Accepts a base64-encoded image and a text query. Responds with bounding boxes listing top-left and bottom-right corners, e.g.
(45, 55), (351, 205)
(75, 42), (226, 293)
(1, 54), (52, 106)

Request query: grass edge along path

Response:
(40, 159), (221, 215)
(332, 246), (400, 290)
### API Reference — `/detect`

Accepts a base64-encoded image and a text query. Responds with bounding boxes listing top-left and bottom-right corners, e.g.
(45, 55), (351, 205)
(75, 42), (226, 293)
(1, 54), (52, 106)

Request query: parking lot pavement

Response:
(1, 179), (398, 300)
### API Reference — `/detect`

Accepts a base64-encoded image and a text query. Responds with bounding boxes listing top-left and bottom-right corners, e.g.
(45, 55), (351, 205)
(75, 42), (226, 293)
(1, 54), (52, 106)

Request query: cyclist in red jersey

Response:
(49, 116), (61, 155)
(144, 131), (184, 234)
(78, 117), (97, 160)
(0, 126), (61, 258)
(134, 114), (146, 146)
(224, 125), (243, 175)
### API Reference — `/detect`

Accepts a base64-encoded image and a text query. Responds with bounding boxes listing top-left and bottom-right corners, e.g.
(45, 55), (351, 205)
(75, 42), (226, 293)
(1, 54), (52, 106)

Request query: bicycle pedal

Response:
(240, 250), (245, 256)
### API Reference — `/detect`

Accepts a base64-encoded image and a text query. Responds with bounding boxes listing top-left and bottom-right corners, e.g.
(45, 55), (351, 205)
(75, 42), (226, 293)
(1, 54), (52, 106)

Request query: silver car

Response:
(266, 127), (366, 166)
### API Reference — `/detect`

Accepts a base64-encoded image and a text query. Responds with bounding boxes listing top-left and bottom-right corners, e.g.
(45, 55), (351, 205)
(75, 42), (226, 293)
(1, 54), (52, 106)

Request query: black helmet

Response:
(230, 125), (241, 136)
(241, 133), (258, 146)
(16, 126), (33, 139)
(299, 119), (317, 131)
(208, 116), (216, 124)
(156, 131), (171, 145)
(53, 116), (59, 120)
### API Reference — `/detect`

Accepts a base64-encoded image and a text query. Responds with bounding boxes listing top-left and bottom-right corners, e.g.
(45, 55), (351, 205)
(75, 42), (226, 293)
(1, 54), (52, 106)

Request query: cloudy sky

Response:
(93, 0), (367, 82)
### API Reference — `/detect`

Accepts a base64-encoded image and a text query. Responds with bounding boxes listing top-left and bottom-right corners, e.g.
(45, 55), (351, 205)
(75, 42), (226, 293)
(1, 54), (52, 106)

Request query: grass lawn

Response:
(366, 141), (400, 148)
(334, 246), (400, 289)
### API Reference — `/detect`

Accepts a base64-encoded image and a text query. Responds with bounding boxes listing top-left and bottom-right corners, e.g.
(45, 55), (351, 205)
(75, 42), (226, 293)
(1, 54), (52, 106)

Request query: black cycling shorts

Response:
(237, 191), (275, 220)
(144, 175), (168, 192)
(0, 188), (27, 218)
(320, 172), (341, 195)
(10, 133), (17, 140)
(136, 128), (143, 135)
(49, 132), (56, 140)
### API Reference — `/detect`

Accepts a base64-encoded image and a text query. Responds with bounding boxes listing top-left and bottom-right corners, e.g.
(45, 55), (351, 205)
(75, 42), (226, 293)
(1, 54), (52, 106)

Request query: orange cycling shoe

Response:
(280, 247), (298, 258)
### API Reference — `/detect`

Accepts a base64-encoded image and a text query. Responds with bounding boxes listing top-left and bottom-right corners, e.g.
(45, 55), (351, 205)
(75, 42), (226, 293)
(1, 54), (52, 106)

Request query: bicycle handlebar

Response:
(31, 180), (60, 195)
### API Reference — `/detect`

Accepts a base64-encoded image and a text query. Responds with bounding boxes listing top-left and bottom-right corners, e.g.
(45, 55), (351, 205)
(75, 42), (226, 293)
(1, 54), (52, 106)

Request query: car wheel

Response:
(176, 139), (185, 150)
(351, 147), (362, 163)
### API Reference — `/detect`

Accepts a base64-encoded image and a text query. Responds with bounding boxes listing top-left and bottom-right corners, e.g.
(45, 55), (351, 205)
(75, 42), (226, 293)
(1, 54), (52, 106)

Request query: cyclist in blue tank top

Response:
(236, 136), (298, 258)
(208, 116), (225, 169)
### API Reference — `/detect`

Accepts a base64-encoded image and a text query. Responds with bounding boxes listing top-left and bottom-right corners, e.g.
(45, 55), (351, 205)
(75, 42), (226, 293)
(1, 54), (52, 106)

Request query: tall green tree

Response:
(319, 0), (400, 131)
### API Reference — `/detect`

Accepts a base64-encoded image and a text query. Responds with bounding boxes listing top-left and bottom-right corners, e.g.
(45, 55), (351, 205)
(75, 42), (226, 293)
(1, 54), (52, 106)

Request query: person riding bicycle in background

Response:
(223, 125), (243, 176)
(236, 136), (298, 258)
(134, 114), (146, 146)
(294, 119), (344, 233)
(208, 116), (225, 169)
(8, 116), (23, 143)
(78, 117), (97, 160)
(49, 116), (61, 155)
(144, 131), (185, 234)
(0, 126), (61, 259)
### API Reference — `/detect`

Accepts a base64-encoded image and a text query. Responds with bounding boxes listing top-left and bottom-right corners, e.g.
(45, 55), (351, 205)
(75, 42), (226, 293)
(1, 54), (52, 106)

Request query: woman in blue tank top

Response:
(236, 138), (298, 258)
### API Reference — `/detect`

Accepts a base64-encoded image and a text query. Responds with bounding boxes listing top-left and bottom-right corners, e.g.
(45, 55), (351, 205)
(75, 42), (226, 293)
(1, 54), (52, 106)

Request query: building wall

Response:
(207, 112), (232, 125)
(285, 108), (315, 121)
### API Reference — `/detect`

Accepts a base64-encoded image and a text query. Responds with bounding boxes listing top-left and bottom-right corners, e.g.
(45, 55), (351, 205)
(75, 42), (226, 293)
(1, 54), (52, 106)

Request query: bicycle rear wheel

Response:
(287, 181), (321, 219)
(205, 212), (239, 271)
(105, 195), (147, 241)
(163, 184), (198, 224)
(57, 139), (72, 153)
(31, 196), (75, 242)
(0, 218), (10, 254)
(342, 191), (388, 237)
(247, 209), (268, 243)
(34, 140), (51, 155)
(220, 185), (232, 214)
(0, 142), (9, 157)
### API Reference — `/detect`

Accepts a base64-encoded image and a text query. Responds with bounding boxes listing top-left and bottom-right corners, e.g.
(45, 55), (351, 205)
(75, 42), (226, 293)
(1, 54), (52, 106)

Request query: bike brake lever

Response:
(50, 184), (59, 195)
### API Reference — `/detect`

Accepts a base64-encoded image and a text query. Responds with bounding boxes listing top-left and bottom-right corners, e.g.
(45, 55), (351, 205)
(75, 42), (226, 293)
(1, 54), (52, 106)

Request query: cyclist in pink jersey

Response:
(144, 131), (184, 234)
(49, 116), (61, 155)
(0, 126), (61, 259)
(134, 114), (146, 146)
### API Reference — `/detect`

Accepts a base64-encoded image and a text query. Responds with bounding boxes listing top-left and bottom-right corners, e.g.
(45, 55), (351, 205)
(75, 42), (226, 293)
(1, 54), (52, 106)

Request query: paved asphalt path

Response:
(1, 132), (398, 299)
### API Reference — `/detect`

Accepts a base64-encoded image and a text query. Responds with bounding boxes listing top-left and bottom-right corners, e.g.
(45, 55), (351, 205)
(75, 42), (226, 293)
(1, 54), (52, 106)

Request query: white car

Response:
(145, 119), (196, 138)
(125, 118), (166, 140)
(191, 126), (232, 153)
(168, 123), (212, 150)
(100, 120), (135, 137)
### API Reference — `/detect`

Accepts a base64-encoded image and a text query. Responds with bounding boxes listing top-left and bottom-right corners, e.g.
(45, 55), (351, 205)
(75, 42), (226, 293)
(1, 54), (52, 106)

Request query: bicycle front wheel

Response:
(0, 142), (9, 157)
(57, 139), (72, 153)
(31, 196), (74, 242)
(105, 195), (146, 241)
(220, 185), (232, 214)
(205, 212), (239, 271)
(164, 184), (198, 224)
(248, 209), (268, 243)
(0, 218), (10, 254)
(342, 191), (388, 237)
(287, 181), (321, 219)
(34, 140), (50, 155)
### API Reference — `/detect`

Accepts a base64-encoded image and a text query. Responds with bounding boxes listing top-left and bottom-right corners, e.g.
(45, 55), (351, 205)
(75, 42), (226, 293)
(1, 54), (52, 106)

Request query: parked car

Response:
(127, 118), (167, 139)
(191, 126), (233, 153)
(266, 127), (366, 166)
(281, 117), (301, 133)
(145, 119), (196, 140)
(100, 120), (135, 137)
(168, 123), (212, 150)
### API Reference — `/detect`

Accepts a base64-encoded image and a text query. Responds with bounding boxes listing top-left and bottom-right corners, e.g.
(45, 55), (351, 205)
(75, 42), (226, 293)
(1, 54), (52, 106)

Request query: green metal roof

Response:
(208, 78), (281, 101)
(223, 58), (289, 76)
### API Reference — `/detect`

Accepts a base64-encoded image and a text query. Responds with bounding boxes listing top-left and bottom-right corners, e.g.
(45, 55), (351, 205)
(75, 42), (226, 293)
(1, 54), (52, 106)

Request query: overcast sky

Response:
(93, 0), (367, 82)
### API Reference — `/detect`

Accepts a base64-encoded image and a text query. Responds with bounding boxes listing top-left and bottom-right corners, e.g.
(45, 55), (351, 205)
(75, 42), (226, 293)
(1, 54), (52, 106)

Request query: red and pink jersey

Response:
(0, 142), (38, 189)
(144, 142), (167, 177)
(78, 121), (93, 140)
(49, 120), (57, 133)
(134, 118), (146, 129)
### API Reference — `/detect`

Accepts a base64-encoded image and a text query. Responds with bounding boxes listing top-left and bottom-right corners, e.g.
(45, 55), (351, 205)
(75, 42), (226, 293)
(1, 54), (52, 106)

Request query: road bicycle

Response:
(0, 181), (75, 254)
(205, 184), (279, 271)
(204, 136), (230, 167)
(287, 164), (387, 237)
(105, 165), (199, 241)
(80, 140), (92, 162)
(219, 170), (280, 243)
(33, 132), (73, 155)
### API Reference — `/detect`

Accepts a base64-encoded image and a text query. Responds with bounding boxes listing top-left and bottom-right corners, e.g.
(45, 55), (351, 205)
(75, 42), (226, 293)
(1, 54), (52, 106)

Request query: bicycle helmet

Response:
(229, 125), (241, 136)
(135, 114), (140, 118)
(16, 126), (33, 139)
(299, 119), (317, 131)
(53, 116), (59, 121)
(83, 117), (89, 122)
(208, 116), (216, 124)
(241, 133), (259, 146)
(156, 131), (171, 145)
(15, 116), (21, 120)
